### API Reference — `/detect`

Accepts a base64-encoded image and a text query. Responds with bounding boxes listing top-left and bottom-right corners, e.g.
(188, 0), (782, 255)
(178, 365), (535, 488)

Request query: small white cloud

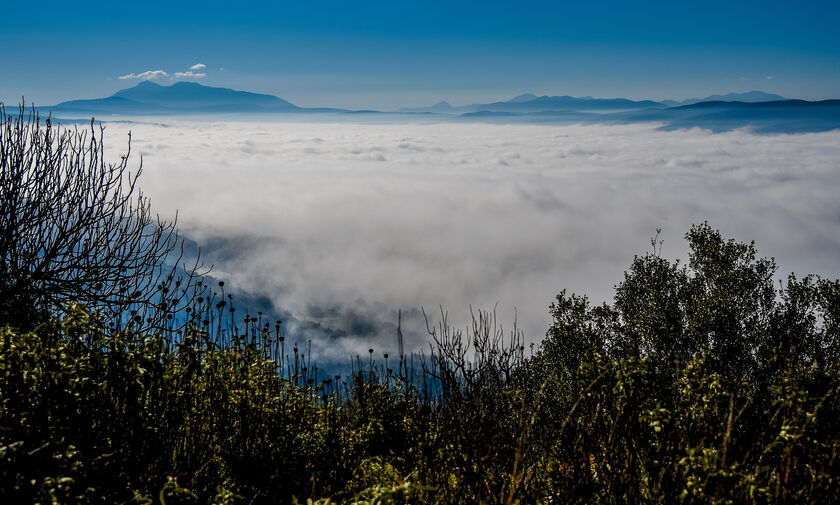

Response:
(766, 75), (774, 80)
(118, 70), (169, 80)
(190, 63), (206, 71)
(174, 71), (207, 78)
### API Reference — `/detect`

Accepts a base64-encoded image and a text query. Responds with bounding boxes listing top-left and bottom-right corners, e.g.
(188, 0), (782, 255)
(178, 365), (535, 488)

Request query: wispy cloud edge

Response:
(118, 70), (169, 80)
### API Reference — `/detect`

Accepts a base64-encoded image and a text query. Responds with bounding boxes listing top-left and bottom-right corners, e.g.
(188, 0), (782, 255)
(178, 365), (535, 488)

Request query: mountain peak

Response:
(60, 81), (300, 114)
(702, 90), (787, 102)
(677, 90), (788, 106)
(132, 80), (163, 88)
(508, 93), (538, 103)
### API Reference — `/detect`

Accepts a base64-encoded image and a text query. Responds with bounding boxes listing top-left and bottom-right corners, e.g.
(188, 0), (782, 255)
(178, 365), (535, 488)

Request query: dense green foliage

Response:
(1, 224), (838, 504)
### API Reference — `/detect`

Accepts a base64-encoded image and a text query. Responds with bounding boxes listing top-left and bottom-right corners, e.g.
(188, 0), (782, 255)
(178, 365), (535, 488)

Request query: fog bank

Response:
(100, 119), (840, 360)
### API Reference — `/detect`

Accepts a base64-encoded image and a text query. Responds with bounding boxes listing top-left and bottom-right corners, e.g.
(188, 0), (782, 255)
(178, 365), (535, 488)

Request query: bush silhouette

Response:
(0, 105), (206, 330)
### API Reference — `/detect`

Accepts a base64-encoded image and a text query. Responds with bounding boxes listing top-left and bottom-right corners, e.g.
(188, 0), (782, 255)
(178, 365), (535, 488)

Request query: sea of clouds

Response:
(100, 119), (840, 361)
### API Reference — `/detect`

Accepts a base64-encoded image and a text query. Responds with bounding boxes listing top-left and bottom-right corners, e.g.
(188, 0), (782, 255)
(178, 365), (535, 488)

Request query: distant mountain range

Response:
(639, 98), (840, 133)
(42, 82), (839, 133)
(464, 98), (840, 134)
(51, 81), (339, 115)
(399, 94), (665, 114)
(659, 91), (788, 107)
(403, 90), (790, 114)
(478, 95), (666, 113)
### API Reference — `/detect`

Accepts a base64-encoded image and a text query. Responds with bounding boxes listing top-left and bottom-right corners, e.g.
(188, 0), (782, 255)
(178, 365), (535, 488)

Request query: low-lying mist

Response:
(100, 119), (840, 361)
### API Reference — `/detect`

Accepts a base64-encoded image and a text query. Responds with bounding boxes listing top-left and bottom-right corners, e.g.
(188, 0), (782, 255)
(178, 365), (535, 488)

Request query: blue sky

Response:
(2, 0), (839, 109)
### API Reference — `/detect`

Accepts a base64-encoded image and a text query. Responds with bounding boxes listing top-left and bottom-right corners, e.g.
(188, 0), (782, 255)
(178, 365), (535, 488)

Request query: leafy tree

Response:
(530, 223), (840, 504)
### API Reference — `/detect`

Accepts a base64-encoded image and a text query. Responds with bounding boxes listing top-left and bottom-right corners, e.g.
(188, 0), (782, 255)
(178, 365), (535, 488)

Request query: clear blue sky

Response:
(2, 0), (838, 109)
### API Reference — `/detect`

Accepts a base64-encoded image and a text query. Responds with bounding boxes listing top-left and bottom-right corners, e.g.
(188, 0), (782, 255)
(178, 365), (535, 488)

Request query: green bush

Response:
(1, 224), (838, 504)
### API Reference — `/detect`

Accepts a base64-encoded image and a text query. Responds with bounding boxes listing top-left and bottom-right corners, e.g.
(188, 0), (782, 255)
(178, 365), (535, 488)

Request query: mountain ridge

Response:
(50, 81), (321, 115)
(50, 83), (798, 117)
(41, 83), (839, 133)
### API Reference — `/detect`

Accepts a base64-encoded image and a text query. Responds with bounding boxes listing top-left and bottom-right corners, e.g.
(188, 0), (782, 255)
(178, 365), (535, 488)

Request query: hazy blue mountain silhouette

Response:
(600, 99), (840, 133)
(477, 95), (667, 112)
(661, 90), (788, 107)
(677, 99), (830, 110)
(399, 91), (790, 115)
(507, 93), (539, 103)
(453, 99), (840, 133)
(399, 101), (463, 113)
(44, 83), (837, 133)
(400, 93), (664, 114)
(49, 81), (345, 115)
(113, 81), (298, 110)
(48, 96), (162, 114)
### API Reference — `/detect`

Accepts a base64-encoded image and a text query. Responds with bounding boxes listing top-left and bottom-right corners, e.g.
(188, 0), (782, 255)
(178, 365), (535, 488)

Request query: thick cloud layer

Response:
(100, 119), (840, 360)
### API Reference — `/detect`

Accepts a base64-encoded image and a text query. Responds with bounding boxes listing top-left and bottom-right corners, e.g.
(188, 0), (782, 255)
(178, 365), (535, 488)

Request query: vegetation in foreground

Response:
(1, 106), (839, 504)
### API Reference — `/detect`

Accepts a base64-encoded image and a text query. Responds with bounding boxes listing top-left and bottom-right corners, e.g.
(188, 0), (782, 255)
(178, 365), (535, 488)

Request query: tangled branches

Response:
(0, 104), (207, 330)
